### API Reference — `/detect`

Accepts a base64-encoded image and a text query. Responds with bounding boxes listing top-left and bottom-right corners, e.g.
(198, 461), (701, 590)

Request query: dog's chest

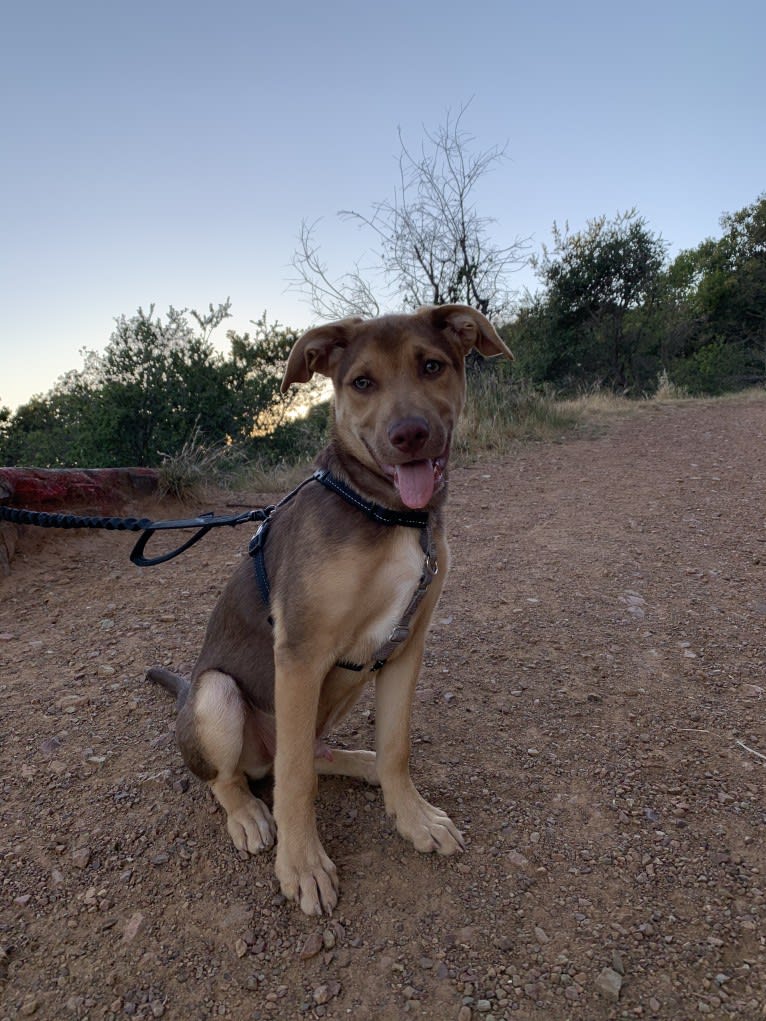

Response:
(341, 529), (426, 663)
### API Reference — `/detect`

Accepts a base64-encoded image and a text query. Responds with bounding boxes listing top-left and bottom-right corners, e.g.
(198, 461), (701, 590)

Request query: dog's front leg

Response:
(375, 635), (465, 856)
(272, 646), (338, 916)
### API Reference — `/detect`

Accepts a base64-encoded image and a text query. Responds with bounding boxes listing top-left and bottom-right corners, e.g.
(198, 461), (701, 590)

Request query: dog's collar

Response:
(311, 468), (430, 528)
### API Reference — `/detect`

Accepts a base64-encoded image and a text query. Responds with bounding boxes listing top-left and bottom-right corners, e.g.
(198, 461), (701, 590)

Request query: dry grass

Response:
(159, 383), (766, 498)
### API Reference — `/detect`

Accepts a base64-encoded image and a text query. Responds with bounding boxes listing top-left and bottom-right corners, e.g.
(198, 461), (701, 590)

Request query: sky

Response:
(1, 0), (764, 410)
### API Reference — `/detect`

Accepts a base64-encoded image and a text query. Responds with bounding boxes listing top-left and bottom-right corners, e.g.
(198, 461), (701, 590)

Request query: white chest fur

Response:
(340, 528), (426, 666)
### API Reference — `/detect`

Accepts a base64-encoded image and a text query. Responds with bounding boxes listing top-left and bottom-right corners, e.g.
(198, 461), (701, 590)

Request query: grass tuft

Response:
(157, 428), (246, 501)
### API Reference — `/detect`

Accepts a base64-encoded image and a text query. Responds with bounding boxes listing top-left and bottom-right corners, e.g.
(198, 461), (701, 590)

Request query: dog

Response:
(148, 304), (512, 915)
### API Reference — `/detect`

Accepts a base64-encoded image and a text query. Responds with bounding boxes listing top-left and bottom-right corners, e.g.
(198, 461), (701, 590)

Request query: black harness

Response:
(248, 468), (438, 673)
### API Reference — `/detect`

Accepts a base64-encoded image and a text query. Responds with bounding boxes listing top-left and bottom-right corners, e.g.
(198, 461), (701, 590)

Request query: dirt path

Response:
(2, 396), (765, 1021)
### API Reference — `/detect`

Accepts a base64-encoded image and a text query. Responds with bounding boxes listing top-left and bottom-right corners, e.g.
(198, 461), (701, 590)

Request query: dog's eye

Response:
(423, 359), (444, 376)
(352, 376), (374, 392)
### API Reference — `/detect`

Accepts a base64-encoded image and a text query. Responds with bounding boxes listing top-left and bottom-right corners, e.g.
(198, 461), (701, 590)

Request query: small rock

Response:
(14, 894), (32, 907)
(122, 911), (145, 942)
(313, 982), (341, 1005)
(457, 1007), (472, 1021)
(40, 736), (63, 756)
(476, 1000), (492, 1012)
(323, 928), (336, 950)
(72, 847), (91, 869)
(300, 932), (324, 960)
(741, 684), (764, 698)
(20, 998), (38, 1016)
(595, 966), (623, 1001)
(534, 926), (549, 944)
(234, 938), (248, 958)
(611, 949), (625, 975)
(508, 850), (529, 868)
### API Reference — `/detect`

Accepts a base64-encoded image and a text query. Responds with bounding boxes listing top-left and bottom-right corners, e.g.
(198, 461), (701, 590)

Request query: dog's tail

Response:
(147, 667), (190, 712)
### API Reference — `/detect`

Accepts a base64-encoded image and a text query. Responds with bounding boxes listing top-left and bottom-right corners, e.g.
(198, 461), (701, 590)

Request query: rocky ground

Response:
(1, 395), (765, 1021)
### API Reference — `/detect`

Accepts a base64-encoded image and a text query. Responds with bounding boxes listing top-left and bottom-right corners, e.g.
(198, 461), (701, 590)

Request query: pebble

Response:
(40, 736), (62, 757)
(122, 911), (145, 942)
(72, 847), (91, 869)
(300, 932), (324, 960)
(595, 966), (623, 1001)
(313, 982), (341, 1005)
(457, 1007), (472, 1021)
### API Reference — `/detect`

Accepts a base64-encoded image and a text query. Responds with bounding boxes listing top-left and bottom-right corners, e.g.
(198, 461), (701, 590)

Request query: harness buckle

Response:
(387, 624), (410, 645)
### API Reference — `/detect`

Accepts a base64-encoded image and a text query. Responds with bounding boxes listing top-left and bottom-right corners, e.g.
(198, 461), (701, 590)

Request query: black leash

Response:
(0, 503), (269, 567)
(0, 468), (433, 572)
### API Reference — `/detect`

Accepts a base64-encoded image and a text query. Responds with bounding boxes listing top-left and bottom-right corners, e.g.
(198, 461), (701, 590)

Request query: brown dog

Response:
(148, 304), (512, 915)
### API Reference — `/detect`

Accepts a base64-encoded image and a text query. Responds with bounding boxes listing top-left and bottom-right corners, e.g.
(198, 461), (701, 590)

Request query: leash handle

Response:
(129, 510), (266, 567)
(130, 521), (214, 567)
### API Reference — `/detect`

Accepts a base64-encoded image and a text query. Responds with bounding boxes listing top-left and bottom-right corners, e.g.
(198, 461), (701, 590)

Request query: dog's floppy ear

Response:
(281, 318), (363, 392)
(421, 304), (514, 361)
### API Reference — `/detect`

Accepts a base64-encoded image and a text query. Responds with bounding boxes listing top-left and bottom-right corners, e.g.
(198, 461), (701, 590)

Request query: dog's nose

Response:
(388, 416), (430, 455)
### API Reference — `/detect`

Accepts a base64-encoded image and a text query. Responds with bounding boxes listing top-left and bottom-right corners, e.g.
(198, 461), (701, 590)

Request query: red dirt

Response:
(1, 396), (765, 1020)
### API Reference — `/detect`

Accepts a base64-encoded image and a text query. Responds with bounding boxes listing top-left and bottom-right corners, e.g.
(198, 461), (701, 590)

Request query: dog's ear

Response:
(420, 304), (514, 361)
(281, 318), (363, 392)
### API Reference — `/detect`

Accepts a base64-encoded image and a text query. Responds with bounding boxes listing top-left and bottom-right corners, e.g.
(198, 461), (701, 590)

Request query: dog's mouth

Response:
(385, 454), (447, 510)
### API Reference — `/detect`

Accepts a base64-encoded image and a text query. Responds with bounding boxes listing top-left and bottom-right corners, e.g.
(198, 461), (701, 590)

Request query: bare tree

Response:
(291, 105), (529, 322)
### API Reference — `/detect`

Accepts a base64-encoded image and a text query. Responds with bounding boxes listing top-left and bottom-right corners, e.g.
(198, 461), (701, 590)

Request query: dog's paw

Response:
(225, 797), (276, 854)
(275, 839), (339, 916)
(390, 794), (465, 855)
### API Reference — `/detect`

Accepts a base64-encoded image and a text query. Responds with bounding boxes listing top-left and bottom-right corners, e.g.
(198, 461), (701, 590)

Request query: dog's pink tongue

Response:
(394, 460), (435, 509)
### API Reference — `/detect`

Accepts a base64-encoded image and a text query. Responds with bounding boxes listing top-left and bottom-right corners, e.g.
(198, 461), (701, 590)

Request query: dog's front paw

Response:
(390, 793), (465, 855)
(275, 838), (339, 916)
(225, 797), (276, 854)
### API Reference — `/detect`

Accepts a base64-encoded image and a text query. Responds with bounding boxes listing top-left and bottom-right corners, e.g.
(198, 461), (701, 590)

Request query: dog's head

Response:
(282, 305), (513, 510)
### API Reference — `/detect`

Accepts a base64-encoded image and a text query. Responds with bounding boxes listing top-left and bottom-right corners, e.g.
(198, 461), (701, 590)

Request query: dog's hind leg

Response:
(183, 669), (276, 854)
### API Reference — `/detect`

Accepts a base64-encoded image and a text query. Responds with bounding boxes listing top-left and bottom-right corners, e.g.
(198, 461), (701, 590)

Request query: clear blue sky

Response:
(2, 0), (764, 410)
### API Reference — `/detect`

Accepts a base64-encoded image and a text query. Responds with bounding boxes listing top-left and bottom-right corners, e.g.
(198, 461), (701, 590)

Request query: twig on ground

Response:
(736, 739), (766, 761)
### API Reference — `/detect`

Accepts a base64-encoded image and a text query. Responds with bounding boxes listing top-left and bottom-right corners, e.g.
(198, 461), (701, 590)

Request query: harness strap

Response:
(248, 469), (437, 672)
